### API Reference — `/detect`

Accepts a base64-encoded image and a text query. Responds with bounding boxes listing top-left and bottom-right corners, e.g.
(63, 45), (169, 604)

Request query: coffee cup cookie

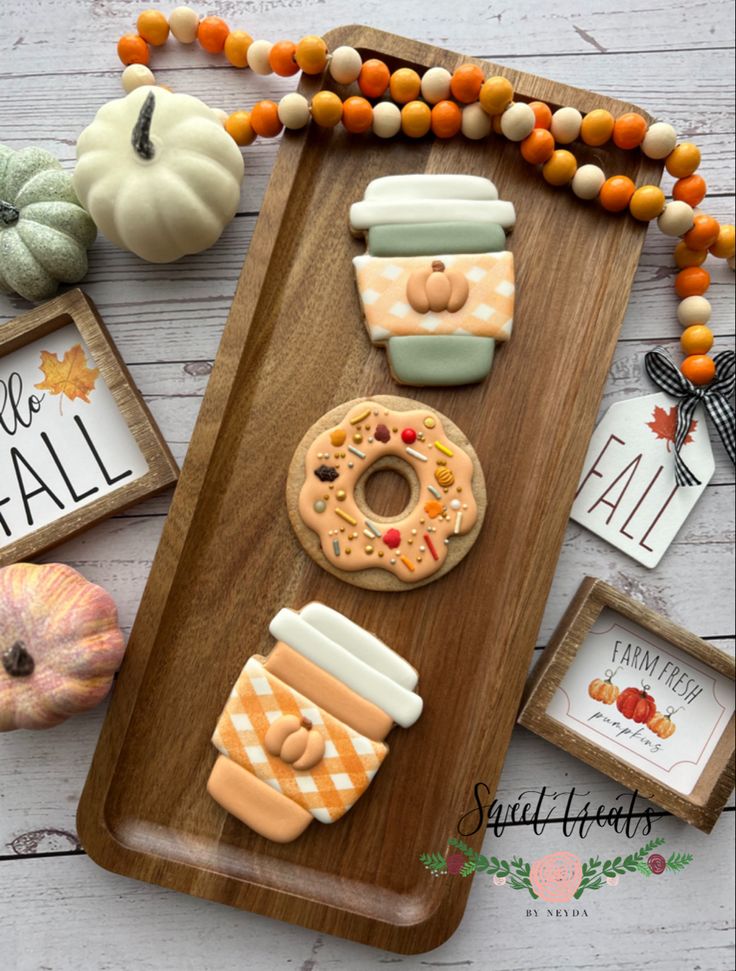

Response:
(286, 395), (486, 591)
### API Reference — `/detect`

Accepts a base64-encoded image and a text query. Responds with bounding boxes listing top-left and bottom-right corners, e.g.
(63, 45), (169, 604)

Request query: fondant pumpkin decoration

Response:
(73, 86), (244, 263)
(0, 144), (96, 302)
(647, 706), (683, 739)
(616, 682), (657, 724)
(264, 713), (325, 771)
(0, 563), (124, 731)
(588, 666), (622, 705)
(406, 260), (470, 314)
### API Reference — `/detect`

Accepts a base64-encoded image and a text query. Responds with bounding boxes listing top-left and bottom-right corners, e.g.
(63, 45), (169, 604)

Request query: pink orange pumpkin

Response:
(0, 563), (124, 731)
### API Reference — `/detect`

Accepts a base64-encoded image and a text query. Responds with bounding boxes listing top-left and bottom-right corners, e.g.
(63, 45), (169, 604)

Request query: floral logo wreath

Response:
(420, 837), (693, 902)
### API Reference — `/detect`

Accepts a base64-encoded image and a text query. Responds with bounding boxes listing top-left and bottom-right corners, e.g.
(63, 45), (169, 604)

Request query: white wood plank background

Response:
(1, 1), (734, 968)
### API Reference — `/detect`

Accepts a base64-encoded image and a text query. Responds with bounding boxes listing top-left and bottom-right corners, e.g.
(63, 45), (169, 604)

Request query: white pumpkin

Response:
(73, 87), (244, 263)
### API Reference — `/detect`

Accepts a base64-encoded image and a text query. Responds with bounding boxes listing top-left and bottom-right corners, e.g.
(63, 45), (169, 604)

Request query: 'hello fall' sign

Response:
(0, 322), (149, 549)
(571, 393), (714, 568)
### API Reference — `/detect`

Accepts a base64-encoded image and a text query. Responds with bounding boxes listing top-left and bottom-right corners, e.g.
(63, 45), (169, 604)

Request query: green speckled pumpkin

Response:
(0, 144), (97, 302)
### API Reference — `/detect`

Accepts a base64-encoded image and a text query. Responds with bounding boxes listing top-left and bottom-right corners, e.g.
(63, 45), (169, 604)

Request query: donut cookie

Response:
(350, 174), (516, 387)
(287, 395), (486, 591)
(207, 602), (422, 842)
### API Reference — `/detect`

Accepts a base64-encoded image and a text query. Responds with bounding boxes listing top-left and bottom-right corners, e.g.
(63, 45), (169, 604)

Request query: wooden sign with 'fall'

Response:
(0, 290), (178, 566)
(571, 392), (714, 568)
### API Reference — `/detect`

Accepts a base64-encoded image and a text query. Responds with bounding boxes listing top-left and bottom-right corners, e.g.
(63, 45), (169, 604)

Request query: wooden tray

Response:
(77, 25), (661, 954)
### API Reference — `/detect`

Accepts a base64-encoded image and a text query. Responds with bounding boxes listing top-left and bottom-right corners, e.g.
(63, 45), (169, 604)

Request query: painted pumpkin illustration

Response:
(588, 667), (622, 705)
(264, 713), (325, 771)
(616, 683), (657, 724)
(647, 706), (683, 739)
(0, 563), (124, 731)
(406, 260), (470, 314)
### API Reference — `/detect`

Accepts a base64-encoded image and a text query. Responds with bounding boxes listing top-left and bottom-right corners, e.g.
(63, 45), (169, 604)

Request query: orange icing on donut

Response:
(297, 401), (479, 582)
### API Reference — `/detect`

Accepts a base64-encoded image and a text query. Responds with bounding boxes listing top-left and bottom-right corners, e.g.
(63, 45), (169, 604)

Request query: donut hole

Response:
(355, 457), (419, 522)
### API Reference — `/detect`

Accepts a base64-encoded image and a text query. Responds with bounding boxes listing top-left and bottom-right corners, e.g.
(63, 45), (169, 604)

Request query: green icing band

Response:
(387, 335), (496, 386)
(367, 222), (507, 257)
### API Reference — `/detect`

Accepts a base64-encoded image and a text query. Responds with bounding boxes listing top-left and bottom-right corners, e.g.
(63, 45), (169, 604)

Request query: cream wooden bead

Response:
(641, 122), (677, 160)
(372, 101), (401, 138)
(169, 6), (199, 44)
(420, 66), (452, 104)
(550, 107), (582, 144)
(121, 63), (156, 93)
(278, 93), (310, 129)
(461, 102), (491, 140)
(500, 102), (535, 141)
(658, 200), (695, 236)
(572, 164), (606, 200)
(677, 296), (712, 327)
(329, 46), (362, 84)
(247, 40), (274, 75)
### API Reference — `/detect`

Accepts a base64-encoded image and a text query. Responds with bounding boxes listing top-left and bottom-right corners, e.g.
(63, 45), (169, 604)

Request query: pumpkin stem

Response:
(604, 666), (623, 683)
(641, 681), (651, 694)
(2, 641), (34, 678)
(300, 716), (313, 731)
(431, 260), (445, 272)
(665, 705), (684, 720)
(132, 92), (157, 161)
(0, 200), (20, 227)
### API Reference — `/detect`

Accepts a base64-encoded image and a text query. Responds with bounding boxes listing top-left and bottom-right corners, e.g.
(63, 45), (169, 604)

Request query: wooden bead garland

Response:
(115, 7), (735, 386)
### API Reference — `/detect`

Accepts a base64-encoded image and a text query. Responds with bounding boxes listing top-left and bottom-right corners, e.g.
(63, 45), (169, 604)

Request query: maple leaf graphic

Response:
(35, 344), (100, 415)
(646, 405), (697, 452)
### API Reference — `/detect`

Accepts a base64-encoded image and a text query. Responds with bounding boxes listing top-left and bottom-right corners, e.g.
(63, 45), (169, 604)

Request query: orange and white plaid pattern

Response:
(212, 657), (388, 823)
(354, 251), (515, 342)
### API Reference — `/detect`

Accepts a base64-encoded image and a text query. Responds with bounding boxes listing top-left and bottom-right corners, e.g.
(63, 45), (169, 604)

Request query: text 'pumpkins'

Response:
(0, 563), (124, 731)
(73, 87), (244, 263)
(0, 144), (96, 302)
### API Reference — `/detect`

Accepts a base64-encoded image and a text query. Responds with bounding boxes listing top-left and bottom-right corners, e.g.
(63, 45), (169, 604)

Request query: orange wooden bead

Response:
(342, 96), (373, 133)
(542, 150), (577, 186)
(529, 101), (552, 129)
(520, 128), (555, 164)
(612, 113), (647, 149)
(225, 110), (256, 146)
(710, 223), (736, 259)
(681, 354), (716, 386)
(580, 109), (614, 147)
(680, 324), (714, 356)
(117, 34), (150, 66)
(250, 100), (283, 138)
(675, 266), (711, 298)
(295, 35), (328, 74)
(599, 175), (636, 212)
(269, 40), (299, 76)
(672, 174), (707, 208)
(390, 68), (421, 104)
(450, 64), (485, 104)
(674, 241), (707, 268)
(430, 100), (462, 138)
(197, 16), (230, 54)
(401, 101), (431, 138)
(666, 142), (701, 178)
(479, 76), (513, 115)
(358, 59), (390, 98)
(629, 185), (666, 221)
(310, 90), (343, 127)
(136, 10), (169, 47)
(683, 214), (720, 251)
(224, 30), (253, 68)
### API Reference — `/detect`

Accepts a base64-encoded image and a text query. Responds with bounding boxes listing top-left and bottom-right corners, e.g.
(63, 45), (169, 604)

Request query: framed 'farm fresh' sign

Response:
(519, 577), (735, 833)
(0, 289), (178, 566)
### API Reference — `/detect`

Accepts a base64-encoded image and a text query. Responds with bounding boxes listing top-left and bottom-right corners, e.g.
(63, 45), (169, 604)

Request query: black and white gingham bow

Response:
(644, 348), (735, 487)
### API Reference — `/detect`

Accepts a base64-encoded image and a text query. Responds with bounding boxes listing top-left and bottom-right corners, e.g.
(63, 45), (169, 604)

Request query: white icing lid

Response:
(364, 174), (499, 201)
(349, 198), (516, 233)
(269, 608), (423, 728)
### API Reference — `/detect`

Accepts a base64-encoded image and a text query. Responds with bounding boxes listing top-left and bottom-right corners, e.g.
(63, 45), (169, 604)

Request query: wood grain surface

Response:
(1, 2), (733, 969)
(74, 24), (669, 954)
